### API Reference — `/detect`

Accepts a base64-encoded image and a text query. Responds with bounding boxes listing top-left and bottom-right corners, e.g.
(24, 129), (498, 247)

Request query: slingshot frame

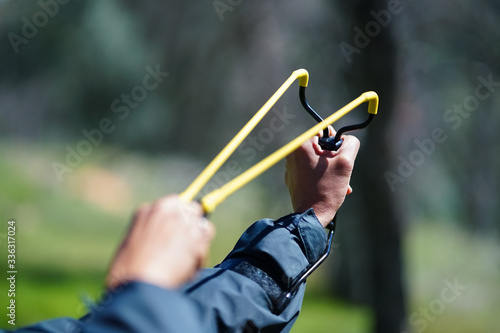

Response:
(180, 69), (379, 213)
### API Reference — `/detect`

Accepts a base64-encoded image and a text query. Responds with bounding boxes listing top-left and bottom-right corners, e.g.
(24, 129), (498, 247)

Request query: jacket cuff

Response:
(220, 208), (328, 291)
(295, 208), (329, 264)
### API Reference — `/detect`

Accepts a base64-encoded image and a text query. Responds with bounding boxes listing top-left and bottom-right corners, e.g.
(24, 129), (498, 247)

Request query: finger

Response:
(193, 220), (215, 266)
(186, 200), (204, 217)
(178, 201), (204, 225)
(327, 125), (336, 137)
(203, 220), (216, 240)
(153, 195), (204, 225)
(127, 203), (152, 235)
(191, 216), (216, 241)
(133, 203), (152, 222)
(337, 134), (360, 158)
(152, 194), (180, 217)
(317, 126), (336, 138)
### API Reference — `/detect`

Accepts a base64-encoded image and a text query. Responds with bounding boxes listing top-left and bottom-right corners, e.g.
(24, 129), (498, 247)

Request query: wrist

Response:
(293, 205), (335, 228)
(311, 207), (336, 228)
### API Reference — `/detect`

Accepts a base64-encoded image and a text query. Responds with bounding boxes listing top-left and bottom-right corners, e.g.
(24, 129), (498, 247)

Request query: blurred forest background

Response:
(1, 0), (499, 332)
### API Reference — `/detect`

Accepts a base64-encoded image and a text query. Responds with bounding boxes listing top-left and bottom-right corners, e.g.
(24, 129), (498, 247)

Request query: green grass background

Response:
(1, 142), (499, 332)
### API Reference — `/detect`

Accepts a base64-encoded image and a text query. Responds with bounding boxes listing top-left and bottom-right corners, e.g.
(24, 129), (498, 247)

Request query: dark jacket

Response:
(11, 209), (327, 333)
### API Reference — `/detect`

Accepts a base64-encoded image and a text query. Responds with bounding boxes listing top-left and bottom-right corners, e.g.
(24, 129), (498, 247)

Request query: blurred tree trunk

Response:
(332, 1), (407, 332)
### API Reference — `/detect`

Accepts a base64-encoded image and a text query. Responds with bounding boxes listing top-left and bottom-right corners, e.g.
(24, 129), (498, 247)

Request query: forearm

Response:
(12, 210), (327, 333)
(182, 209), (328, 332)
(81, 282), (210, 333)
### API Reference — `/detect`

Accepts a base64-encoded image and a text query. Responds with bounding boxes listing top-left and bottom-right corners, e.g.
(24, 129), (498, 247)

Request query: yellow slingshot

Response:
(180, 69), (379, 213)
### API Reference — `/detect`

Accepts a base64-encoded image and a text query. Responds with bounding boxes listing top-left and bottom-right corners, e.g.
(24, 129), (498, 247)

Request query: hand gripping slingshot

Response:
(180, 69), (379, 297)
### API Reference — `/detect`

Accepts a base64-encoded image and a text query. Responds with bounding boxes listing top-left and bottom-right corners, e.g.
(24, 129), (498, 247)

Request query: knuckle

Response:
(333, 154), (354, 175)
(152, 198), (171, 214)
(345, 134), (361, 149)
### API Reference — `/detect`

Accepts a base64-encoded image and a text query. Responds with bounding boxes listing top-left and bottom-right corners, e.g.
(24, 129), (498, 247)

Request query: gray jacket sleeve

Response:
(8, 209), (327, 333)
(5, 283), (208, 333)
(182, 208), (328, 332)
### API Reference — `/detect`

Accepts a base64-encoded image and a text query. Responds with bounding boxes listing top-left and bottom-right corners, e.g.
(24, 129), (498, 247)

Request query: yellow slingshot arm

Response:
(200, 91), (378, 213)
(180, 69), (309, 203)
(180, 69), (379, 213)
